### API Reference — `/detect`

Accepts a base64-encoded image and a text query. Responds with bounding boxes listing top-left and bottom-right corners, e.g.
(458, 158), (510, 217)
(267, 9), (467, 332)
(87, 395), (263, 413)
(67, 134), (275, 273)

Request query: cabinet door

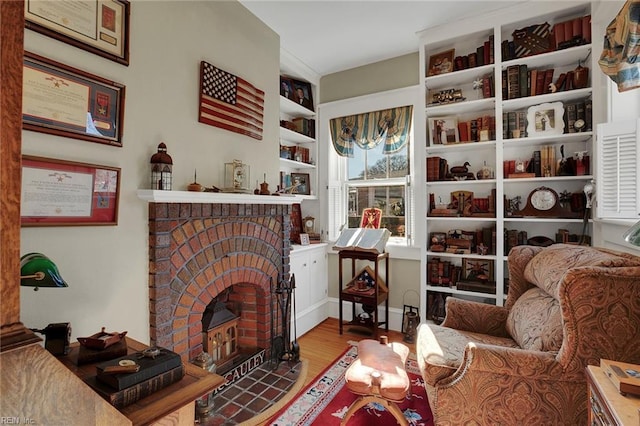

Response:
(290, 252), (310, 313)
(308, 249), (328, 306)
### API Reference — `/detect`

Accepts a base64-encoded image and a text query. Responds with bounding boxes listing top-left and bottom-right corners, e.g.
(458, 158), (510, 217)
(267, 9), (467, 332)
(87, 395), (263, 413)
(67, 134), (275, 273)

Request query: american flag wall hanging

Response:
(198, 61), (265, 140)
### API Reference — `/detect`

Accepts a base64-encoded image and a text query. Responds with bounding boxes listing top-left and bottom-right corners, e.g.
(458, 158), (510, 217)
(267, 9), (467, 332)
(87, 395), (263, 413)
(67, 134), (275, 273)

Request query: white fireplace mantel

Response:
(137, 189), (300, 205)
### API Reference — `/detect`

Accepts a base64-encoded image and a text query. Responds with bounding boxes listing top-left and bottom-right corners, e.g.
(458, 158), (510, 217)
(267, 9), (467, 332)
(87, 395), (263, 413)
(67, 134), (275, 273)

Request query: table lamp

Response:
(20, 252), (68, 291)
(623, 218), (640, 247)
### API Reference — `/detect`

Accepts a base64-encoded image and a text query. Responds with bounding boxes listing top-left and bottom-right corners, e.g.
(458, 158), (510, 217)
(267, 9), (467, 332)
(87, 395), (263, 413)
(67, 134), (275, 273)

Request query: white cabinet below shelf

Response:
(290, 243), (328, 337)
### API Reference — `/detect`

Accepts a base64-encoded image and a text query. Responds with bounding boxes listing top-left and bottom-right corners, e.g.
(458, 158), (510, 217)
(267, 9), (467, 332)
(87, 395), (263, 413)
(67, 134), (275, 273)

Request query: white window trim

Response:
(318, 85), (423, 260)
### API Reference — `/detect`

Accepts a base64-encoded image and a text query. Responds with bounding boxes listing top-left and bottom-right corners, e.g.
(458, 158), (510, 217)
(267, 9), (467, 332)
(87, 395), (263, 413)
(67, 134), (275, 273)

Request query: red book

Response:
(458, 122), (469, 142)
(529, 69), (537, 96)
(572, 17), (582, 39)
(555, 73), (567, 91)
(535, 71), (546, 96)
(543, 69), (554, 94)
(427, 157), (441, 181)
(564, 20), (574, 40)
(483, 40), (490, 65)
(582, 15), (591, 43)
(565, 71), (574, 91)
(553, 23), (566, 49)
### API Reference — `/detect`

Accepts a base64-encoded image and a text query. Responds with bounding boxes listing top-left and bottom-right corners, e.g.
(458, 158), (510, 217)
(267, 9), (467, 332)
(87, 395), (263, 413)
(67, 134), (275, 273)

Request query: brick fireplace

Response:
(144, 195), (293, 363)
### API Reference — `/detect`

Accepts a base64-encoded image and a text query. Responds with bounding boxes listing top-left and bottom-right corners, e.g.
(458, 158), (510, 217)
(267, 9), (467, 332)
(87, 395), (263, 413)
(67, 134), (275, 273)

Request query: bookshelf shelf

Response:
(419, 1), (596, 323)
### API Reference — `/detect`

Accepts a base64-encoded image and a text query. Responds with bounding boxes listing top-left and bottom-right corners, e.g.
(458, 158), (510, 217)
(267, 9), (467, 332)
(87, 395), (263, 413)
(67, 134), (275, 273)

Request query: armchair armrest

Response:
(441, 342), (580, 387)
(441, 298), (509, 337)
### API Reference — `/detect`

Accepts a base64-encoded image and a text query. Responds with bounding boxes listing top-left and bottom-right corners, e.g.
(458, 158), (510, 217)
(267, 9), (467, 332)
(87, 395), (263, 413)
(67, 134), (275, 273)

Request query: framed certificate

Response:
(25, 0), (131, 66)
(21, 156), (121, 226)
(23, 52), (125, 147)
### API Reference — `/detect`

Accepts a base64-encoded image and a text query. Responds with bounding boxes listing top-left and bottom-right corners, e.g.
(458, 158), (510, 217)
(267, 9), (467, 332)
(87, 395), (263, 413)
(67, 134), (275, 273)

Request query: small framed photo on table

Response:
(299, 233), (310, 246)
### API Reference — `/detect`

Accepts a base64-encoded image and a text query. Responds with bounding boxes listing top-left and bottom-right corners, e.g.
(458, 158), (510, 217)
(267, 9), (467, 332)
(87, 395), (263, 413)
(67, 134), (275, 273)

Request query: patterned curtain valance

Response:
(329, 105), (413, 157)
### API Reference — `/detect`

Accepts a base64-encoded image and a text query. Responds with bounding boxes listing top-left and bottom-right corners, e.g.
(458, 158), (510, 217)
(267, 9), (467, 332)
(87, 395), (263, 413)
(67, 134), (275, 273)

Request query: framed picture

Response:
(25, 0), (131, 66)
(427, 49), (455, 76)
(280, 76), (295, 101)
(462, 258), (494, 281)
(428, 116), (459, 145)
(526, 102), (565, 137)
(291, 173), (310, 195)
(23, 52), (125, 147)
(299, 233), (310, 246)
(290, 78), (314, 112)
(21, 155), (121, 226)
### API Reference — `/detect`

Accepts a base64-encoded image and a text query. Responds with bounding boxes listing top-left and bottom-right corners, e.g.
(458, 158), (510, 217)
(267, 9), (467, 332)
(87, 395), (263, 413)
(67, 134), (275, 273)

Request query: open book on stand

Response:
(332, 228), (391, 254)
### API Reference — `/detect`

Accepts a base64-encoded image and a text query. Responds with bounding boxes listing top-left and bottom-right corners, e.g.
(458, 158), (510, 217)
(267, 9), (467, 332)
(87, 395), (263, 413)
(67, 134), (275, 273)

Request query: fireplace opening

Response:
(202, 286), (268, 391)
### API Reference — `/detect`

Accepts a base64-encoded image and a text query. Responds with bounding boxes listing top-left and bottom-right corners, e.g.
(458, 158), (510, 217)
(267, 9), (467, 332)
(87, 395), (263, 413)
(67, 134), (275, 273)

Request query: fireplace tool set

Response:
(270, 274), (300, 367)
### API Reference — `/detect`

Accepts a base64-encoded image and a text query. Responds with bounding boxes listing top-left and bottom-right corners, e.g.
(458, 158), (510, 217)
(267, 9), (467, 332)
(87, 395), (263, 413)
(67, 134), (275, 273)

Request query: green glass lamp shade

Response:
(624, 220), (640, 247)
(20, 253), (68, 290)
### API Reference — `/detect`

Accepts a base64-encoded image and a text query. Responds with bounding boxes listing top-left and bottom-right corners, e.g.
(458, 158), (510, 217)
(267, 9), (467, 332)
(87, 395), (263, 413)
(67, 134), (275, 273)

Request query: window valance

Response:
(329, 105), (413, 157)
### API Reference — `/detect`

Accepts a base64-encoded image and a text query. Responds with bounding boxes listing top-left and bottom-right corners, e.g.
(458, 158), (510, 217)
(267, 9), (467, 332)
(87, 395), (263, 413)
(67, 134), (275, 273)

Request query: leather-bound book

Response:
(96, 347), (182, 390)
(86, 364), (185, 408)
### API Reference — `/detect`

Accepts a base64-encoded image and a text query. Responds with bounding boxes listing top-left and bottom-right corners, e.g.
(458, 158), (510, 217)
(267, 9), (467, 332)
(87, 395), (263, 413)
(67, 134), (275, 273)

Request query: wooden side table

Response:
(586, 365), (640, 425)
(338, 250), (389, 338)
(58, 337), (225, 426)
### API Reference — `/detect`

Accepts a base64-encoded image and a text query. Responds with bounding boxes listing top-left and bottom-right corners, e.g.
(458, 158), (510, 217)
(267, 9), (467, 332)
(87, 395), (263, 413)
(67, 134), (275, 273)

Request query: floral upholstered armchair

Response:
(417, 244), (640, 425)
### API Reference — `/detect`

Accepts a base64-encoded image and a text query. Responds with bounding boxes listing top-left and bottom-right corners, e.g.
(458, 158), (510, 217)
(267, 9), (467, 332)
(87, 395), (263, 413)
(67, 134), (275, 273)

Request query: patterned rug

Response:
(267, 344), (434, 425)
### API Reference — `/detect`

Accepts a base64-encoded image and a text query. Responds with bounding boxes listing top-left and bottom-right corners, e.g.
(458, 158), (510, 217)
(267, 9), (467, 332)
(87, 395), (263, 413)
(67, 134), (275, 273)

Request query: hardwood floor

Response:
(297, 317), (416, 388)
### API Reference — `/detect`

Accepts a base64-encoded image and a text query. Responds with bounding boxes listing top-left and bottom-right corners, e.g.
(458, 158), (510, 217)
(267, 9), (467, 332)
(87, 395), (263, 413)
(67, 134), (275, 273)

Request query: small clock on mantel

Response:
(518, 186), (565, 217)
(303, 216), (315, 234)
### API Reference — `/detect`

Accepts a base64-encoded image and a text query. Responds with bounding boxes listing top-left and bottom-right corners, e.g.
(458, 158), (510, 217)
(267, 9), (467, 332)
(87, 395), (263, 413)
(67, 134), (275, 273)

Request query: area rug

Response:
(267, 344), (434, 425)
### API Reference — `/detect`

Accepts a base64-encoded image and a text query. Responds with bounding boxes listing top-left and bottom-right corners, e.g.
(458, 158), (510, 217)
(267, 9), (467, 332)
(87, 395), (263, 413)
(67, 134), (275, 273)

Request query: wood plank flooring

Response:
(297, 317), (416, 388)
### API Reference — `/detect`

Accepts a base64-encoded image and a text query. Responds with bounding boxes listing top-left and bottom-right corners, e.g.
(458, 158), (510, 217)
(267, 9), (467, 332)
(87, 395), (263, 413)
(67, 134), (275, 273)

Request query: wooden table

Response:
(586, 365), (640, 425)
(59, 337), (225, 426)
(338, 250), (389, 338)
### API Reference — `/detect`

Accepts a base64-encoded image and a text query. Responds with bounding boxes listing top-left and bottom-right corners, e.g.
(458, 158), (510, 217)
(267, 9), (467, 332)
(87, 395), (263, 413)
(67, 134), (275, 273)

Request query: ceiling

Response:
(239, 0), (525, 76)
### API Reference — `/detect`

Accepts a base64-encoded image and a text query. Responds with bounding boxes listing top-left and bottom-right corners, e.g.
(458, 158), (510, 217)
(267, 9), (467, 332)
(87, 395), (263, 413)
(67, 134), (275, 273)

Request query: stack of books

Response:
(86, 347), (184, 408)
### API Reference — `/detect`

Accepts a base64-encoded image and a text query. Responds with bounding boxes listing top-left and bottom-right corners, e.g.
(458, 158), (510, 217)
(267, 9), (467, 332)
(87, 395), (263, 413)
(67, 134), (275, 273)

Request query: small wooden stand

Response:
(586, 365), (640, 425)
(338, 250), (389, 338)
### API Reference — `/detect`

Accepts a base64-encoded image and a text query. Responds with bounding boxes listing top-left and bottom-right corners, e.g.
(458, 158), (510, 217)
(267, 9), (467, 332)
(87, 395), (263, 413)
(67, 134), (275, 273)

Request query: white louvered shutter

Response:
(597, 119), (640, 219)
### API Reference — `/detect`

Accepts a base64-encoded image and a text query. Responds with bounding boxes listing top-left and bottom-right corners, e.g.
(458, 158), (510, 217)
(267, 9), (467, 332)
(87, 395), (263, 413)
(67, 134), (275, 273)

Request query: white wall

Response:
(20, 1), (280, 343)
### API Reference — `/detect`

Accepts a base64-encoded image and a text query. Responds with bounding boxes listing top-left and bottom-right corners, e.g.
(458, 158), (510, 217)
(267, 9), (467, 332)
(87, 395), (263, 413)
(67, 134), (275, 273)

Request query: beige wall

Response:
(20, 1), (280, 343)
(320, 52), (419, 103)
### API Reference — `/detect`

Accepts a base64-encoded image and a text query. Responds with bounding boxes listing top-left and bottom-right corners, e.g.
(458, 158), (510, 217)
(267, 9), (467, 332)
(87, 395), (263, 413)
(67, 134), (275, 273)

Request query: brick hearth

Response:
(146, 201), (292, 362)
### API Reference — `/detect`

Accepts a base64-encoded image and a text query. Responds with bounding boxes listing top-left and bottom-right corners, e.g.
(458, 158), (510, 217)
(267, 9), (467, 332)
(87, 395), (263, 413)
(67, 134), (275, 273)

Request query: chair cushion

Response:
(345, 339), (410, 402)
(417, 324), (519, 386)
(524, 244), (640, 298)
(506, 287), (563, 351)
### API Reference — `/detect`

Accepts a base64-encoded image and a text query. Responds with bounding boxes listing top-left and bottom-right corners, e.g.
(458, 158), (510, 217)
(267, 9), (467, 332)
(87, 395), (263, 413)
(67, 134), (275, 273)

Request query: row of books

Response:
(429, 226), (497, 255)
(453, 35), (495, 71)
(280, 145), (311, 164)
(501, 15), (591, 61)
(505, 228), (591, 255)
(504, 65), (588, 101)
(458, 115), (496, 143)
(504, 144), (556, 178)
(502, 98), (592, 140)
(279, 117), (316, 138)
(426, 156), (449, 182)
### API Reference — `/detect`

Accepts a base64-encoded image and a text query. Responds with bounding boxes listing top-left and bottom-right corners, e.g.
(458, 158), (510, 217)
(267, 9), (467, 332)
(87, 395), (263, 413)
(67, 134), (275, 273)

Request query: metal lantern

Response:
(402, 309), (420, 344)
(150, 142), (173, 190)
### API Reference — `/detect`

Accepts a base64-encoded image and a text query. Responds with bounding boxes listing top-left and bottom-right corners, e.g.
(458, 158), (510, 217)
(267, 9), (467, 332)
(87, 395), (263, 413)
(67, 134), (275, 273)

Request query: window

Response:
(323, 87), (420, 247)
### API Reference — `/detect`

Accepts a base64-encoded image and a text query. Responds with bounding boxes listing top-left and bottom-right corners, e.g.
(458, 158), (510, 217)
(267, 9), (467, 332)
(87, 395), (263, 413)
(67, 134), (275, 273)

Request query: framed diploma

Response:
(25, 0), (130, 66)
(23, 52), (125, 147)
(21, 156), (121, 226)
